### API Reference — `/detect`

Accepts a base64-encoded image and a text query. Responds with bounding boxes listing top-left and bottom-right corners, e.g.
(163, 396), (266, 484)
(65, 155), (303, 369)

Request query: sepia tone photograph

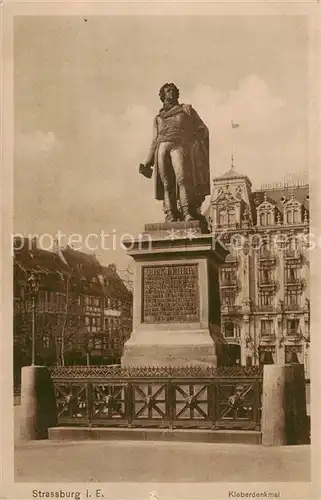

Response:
(1, 2), (320, 499)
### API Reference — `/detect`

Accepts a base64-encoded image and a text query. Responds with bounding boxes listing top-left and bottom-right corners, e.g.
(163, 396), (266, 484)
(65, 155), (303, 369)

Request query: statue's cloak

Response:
(152, 104), (210, 206)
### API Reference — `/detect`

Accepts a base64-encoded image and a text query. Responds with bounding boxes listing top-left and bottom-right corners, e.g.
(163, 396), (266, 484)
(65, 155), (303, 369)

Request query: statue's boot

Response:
(182, 205), (194, 222)
(164, 190), (180, 222)
(165, 210), (177, 222)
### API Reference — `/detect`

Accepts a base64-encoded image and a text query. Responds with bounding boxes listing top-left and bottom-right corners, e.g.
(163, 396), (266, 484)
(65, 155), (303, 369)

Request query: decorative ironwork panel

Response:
(172, 383), (211, 426)
(215, 382), (257, 429)
(92, 383), (127, 422)
(55, 382), (89, 423)
(132, 383), (168, 423)
(142, 264), (199, 323)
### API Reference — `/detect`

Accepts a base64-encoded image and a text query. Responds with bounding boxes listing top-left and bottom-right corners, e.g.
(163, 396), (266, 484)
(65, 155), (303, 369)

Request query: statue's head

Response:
(159, 83), (180, 103)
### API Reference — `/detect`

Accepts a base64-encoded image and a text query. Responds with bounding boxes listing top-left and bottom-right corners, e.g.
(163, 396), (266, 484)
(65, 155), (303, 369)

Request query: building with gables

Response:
(207, 163), (310, 377)
(13, 237), (132, 382)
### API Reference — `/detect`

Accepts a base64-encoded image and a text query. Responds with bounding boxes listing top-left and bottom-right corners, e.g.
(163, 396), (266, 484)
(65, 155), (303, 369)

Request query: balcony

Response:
(286, 329), (303, 341)
(284, 278), (304, 290)
(284, 302), (301, 312)
(221, 304), (242, 315)
(257, 304), (274, 313)
(258, 250), (276, 263)
(260, 331), (276, 343)
(258, 279), (276, 290)
(284, 250), (301, 262)
(220, 279), (239, 289)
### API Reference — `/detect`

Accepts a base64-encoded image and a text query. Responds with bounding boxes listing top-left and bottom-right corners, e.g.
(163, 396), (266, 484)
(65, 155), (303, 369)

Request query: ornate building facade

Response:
(208, 165), (310, 377)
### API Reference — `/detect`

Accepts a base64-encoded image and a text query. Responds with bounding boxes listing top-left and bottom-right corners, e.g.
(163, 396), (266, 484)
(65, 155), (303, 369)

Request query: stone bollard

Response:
(261, 364), (308, 446)
(19, 365), (57, 440)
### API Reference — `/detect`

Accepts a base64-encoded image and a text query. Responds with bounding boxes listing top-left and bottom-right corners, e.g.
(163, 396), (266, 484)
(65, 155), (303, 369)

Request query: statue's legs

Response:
(157, 142), (180, 222)
(169, 147), (194, 221)
(158, 142), (196, 222)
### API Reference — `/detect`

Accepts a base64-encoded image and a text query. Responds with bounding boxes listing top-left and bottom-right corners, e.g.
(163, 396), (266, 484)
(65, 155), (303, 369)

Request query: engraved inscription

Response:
(142, 264), (199, 323)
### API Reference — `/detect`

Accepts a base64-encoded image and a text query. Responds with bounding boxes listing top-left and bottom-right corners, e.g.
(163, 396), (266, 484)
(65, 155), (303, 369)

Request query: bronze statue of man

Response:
(140, 83), (210, 222)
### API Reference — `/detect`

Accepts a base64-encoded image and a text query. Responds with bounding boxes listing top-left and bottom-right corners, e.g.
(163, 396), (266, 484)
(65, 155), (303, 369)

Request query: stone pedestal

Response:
(122, 221), (228, 367)
(261, 364), (308, 446)
(19, 365), (57, 440)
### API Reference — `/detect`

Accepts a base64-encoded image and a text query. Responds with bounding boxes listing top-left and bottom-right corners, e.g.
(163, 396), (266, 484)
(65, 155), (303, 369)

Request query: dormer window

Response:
(286, 208), (300, 224)
(259, 212), (273, 226)
(283, 194), (302, 225)
(257, 194), (275, 227)
(218, 208), (236, 226)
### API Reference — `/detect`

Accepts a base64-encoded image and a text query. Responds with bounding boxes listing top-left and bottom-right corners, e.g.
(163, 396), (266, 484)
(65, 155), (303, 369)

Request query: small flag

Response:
(231, 121), (240, 129)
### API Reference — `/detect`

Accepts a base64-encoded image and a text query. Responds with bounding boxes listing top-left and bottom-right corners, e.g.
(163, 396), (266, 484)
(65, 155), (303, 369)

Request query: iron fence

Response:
(51, 365), (263, 431)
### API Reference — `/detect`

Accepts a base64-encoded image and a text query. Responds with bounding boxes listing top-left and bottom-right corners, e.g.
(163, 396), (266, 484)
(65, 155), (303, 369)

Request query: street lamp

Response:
(28, 272), (40, 365)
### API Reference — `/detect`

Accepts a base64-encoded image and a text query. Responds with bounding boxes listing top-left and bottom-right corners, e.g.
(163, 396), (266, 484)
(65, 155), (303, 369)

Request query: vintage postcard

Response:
(1, 1), (320, 499)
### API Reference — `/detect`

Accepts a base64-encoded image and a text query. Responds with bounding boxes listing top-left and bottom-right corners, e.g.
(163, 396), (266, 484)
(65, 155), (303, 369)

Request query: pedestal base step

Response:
(122, 344), (216, 367)
(48, 427), (262, 445)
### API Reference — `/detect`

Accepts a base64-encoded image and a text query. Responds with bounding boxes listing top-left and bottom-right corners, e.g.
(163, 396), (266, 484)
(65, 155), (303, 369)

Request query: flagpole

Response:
(231, 120), (234, 167)
(231, 120), (239, 167)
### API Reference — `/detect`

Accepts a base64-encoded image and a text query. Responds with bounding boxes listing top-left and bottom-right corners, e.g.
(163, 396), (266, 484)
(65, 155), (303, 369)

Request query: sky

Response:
(14, 15), (309, 269)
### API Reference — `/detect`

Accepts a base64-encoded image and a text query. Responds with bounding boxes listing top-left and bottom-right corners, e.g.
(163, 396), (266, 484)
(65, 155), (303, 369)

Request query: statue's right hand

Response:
(139, 163), (153, 179)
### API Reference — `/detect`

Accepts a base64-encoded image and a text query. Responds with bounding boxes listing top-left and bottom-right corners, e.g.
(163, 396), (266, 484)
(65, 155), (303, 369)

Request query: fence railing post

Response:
(211, 381), (219, 429)
(167, 380), (175, 428)
(127, 382), (133, 428)
(87, 382), (93, 427)
(209, 380), (216, 429)
(252, 380), (261, 430)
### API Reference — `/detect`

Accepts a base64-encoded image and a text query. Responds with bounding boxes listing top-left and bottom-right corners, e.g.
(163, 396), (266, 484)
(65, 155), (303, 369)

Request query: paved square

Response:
(14, 439), (310, 483)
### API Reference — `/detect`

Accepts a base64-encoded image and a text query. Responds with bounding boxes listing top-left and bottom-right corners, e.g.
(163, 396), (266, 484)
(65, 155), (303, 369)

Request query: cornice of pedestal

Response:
(122, 222), (229, 264)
